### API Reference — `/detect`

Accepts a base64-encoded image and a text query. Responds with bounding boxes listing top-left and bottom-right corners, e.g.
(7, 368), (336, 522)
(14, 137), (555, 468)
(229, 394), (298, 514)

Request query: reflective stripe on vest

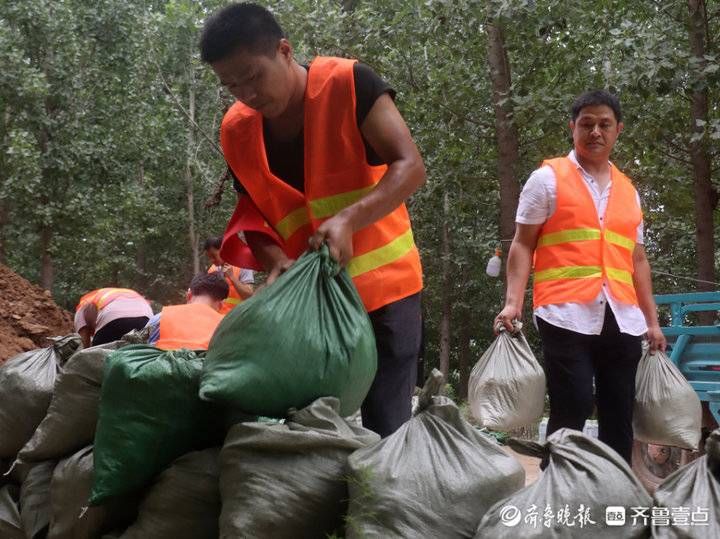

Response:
(220, 56), (423, 312)
(155, 303), (224, 351)
(533, 157), (641, 307)
(76, 288), (141, 311)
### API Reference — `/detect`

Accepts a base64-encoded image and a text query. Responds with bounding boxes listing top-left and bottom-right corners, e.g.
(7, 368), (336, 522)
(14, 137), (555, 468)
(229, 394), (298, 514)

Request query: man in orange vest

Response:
(146, 273), (229, 350)
(203, 235), (254, 314)
(199, 3), (425, 436)
(74, 288), (154, 347)
(496, 90), (666, 464)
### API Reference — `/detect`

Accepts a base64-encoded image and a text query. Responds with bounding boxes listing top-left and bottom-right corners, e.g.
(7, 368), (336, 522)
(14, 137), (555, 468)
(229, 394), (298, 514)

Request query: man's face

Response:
(569, 105), (623, 162)
(205, 247), (223, 266)
(211, 40), (295, 119)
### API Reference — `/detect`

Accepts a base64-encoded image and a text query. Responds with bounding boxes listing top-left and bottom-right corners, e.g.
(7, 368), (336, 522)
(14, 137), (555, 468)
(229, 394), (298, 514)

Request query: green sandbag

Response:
(201, 246), (377, 417)
(0, 484), (23, 539)
(219, 397), (379, 539)
(89, 345), (222, 506)
(48, 445), (138, 539)
(120, 448), (220, 539)
(20, 460), (56, 539)
(652, 429), (720, 538)
(0, 335), (81, 458)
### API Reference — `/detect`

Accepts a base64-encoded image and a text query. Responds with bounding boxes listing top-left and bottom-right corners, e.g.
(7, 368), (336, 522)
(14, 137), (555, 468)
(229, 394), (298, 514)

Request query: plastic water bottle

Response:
(485, 248), (502, 277)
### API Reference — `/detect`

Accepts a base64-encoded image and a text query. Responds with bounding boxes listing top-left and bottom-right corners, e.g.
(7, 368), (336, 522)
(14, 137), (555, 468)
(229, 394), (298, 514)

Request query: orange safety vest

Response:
(220, 56), (423, 312)
(155, 303), (224, 351)
(76, 288), (144, 312)
(533, 157), (641, 308)
(208, 264), (243, 314)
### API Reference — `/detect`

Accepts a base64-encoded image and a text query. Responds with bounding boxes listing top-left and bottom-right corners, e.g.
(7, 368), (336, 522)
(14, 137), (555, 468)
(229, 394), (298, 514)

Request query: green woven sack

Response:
(89, 345), (221, 505)
(201, 246), (377, 418)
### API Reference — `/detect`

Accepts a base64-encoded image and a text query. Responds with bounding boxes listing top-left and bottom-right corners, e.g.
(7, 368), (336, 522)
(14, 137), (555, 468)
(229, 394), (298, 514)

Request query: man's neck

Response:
(575, 152), (612, 187)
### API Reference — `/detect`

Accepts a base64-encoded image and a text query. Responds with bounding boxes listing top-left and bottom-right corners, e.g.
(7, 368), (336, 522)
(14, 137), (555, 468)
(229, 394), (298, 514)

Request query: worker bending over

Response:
(204, 235), (254, 314)
(75, 288), (153, 348)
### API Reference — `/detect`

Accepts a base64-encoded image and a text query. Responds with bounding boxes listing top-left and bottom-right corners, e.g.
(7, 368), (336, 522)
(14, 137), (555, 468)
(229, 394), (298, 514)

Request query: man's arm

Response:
(245, 231), (294, 285)
(308, 93), (426, 266)
(223, 264), (254, 299)
(632, 244), (667, 352)
(495, 223), (543, 331)
(75, 303), (98, 348)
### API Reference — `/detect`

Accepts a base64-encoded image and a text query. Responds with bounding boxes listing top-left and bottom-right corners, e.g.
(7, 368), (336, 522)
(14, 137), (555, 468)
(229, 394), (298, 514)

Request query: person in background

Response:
(204, 235), (254, 314)
(199, 2), (425, 437)
(146, 272), (229, 350)
(496, 90), (666, 464)
(74, 287), (153, 347)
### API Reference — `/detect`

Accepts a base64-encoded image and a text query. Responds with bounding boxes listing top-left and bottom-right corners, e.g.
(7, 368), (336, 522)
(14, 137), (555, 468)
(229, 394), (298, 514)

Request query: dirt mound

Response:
(0, 263), (74, 362)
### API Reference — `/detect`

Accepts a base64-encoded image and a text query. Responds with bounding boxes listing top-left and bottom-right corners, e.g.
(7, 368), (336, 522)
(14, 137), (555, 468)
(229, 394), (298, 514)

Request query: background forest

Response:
(1, 0), (718, 398)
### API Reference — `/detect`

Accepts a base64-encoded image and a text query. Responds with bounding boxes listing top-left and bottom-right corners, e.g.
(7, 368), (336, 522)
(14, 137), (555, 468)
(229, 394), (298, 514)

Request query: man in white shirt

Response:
(496, 90), (666, 463)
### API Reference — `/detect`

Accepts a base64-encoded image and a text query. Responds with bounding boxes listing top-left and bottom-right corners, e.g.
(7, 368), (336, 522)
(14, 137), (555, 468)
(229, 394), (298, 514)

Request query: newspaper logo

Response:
(606, 506), (626, 526)
(499, 505), (522, 527)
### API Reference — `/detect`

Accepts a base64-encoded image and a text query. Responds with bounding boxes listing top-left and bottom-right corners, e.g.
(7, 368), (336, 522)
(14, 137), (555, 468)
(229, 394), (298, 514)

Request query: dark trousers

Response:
(92, 316), (150, 346)
(537, 307), (642, 463)
(361, 292), (422, 438)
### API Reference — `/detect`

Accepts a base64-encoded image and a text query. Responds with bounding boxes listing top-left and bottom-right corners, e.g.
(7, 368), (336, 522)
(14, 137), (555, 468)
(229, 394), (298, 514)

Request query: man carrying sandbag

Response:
(145, 273), (229, 350)
(74, 287), (153, 347)
(496, 90), (666, 464)
(199, 3), (425, 436)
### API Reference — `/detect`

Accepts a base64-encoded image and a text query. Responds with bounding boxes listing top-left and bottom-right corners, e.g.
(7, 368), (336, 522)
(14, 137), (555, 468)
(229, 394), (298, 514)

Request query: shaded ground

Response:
(0, 264), (73, 361)
(505, 447), (542, 485)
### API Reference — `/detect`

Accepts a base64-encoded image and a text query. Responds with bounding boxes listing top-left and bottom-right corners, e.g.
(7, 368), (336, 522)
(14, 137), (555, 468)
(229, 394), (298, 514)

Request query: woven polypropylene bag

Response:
(476, 429), (652, 538)
(0, 485), (23, 539)
(89, 345), (222, 505)
(20, 460), (56, 539)
(634, 348), (702, 450)
(652, 429), (720, 538)
(201, 246), (377, 417)
(346, 397), (525, 538)
(219, 397), (378, 539)
(468, 327), (545, 431)
(120, 448), (220, 539)
(0, 335), (81, 458)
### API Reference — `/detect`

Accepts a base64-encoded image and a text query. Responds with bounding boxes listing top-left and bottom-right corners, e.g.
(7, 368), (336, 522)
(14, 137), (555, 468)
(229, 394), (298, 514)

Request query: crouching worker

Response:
(146, 273), (229, 351)
(75, 288), (154, 348)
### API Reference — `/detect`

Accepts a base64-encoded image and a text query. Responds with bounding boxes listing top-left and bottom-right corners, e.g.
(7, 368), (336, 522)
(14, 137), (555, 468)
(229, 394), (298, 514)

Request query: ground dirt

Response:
(0, 264), (73, 362)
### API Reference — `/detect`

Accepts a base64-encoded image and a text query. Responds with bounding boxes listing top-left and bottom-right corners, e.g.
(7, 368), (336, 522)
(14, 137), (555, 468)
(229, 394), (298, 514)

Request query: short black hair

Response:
(203, 236), (223, 251)
(190, 273), (229, 301)
(571, 90), (622, 123)
(200, 2), (285, 63)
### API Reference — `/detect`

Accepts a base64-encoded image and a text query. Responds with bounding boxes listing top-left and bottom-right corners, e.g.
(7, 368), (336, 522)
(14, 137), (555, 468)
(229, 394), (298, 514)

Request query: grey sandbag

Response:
(219, 397), (379, 539)
(476, 429), (652, 538)
(652, 429), (720, 538)
(346, 386), (525, 538)
(0, 484), (24, 539)
(634, 347), (702, 450)
(48, 445), (137, 539)
(120, 448), (220, 539)
(0, 335), (81, 458)
(16, 341), (129, 465)
(20, 460), (56, 539)
(468, 326), (545, 431)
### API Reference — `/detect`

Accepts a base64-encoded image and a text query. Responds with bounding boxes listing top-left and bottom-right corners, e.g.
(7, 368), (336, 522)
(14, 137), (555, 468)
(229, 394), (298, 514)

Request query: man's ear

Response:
(617, 121), (624, 135)
(186, 289), (192, 303)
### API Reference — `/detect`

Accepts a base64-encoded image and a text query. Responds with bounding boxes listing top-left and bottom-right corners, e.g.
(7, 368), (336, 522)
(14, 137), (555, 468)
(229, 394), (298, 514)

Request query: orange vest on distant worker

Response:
(76, 288), (143, 312)
(208, 264), (243, 314)
(155, 303), (224, 351)
(220, 56), (423, 313)
(533, 157), (641, 308)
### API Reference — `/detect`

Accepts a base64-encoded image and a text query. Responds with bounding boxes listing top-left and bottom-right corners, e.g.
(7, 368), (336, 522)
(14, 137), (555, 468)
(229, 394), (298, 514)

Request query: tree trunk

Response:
(687, 0), (717, 323)
(39, 224), (53, 290)
(0, 201), (8, 265)
(439, 191), (451, 380)
(486, 20), (521, 250)
(458, 310), (471, 401)
(135, 162), (147, 286)
(186, 79), (200, 275)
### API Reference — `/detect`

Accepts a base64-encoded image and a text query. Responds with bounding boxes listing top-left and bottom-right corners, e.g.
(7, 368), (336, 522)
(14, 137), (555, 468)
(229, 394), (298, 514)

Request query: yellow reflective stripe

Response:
(604, 229), (635, 251)
(534, 266), (602, 283)
(309, 185), (375, 219)
(275, 207), (310, 240)
(224, 297), (241, 305)
(606, 267), (634, 285)
(347, 229), (415, 278)
(537, 228), (601, 248)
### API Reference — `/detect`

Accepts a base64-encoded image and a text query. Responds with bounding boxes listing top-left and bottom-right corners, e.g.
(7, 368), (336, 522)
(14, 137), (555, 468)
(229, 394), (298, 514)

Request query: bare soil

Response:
(0, 264), (73, 362)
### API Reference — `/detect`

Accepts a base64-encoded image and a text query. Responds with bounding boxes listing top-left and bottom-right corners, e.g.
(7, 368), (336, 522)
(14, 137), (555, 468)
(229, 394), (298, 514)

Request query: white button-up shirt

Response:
(516, 151), (648, 336)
